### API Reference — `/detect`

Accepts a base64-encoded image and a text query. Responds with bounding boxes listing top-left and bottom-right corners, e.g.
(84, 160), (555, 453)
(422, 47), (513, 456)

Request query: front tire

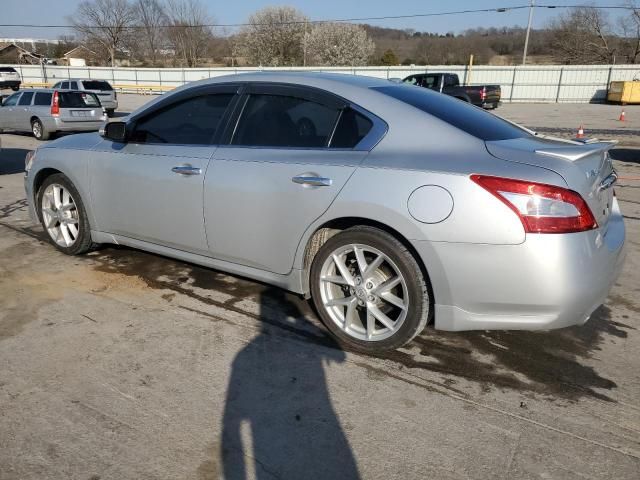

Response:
(31, 118), (50, 141)
(37, 174), (94, 255)
(310, 226), (430, 352)
(106, 108), (115, 117)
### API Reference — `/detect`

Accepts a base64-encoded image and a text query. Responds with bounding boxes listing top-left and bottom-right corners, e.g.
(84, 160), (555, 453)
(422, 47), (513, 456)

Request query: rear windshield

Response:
(0, 67), (17, 73)
(59, 92), (101, 108)
(81, 80), (113, 91)
(372, 85), (529, 141)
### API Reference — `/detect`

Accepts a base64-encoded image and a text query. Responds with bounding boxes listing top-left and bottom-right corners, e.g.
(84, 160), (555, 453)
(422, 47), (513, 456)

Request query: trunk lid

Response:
(485, 136), (617, 231)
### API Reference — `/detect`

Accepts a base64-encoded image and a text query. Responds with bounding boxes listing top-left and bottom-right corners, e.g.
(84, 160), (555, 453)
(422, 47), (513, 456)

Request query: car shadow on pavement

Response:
(610, 148), (640, 164)
(217, 286), (361, 480)
(0, 148), (28, 175)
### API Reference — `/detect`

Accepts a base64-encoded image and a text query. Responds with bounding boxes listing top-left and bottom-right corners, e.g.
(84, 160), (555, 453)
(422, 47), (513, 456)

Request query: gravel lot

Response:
(1, 96), (639, 479)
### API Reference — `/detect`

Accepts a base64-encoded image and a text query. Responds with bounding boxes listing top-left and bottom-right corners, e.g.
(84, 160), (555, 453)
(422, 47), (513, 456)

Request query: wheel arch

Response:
(300, 216), (435, 319)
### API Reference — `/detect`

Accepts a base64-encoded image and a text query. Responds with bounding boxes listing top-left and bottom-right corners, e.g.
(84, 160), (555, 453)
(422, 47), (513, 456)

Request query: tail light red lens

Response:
(471, 175), (597, 234)
(51, 90), (59, 116)
(481, 86), (486, 101)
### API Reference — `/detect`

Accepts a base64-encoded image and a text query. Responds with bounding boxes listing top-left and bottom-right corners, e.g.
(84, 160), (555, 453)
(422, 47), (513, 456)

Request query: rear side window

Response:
(373, 85), (528, 141)
(18, 92), (34, 106)
(82, 80), (113, 91)
(70, 81), (79, 90)
(0, 67), (17, 73)
(131, 93), (234, 145)
(331, 108), (373, 148)
(61, 82), (69, 89)
(233, 94), (339, 148)
(59, 92), (101, 108)
(34, 92), (53, 106)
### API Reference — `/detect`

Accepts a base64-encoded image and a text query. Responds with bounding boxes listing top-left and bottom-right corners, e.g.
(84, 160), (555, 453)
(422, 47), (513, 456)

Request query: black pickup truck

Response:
(402, 73), (501, 109)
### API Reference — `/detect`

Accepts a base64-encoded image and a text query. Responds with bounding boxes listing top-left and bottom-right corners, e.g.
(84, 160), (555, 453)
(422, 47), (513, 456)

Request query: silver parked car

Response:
(0, 67), (21, 91)
(23, 73), (625, 352)
(0, 88), (107, 140)
(51, 79), (118, 116)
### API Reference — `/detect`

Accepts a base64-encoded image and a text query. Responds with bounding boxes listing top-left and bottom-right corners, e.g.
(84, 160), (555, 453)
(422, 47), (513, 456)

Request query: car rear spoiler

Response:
(534, 141), (617, 162)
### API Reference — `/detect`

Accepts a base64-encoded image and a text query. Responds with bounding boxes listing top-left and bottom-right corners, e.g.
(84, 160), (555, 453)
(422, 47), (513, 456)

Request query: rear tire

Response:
(11, 85), (19, 91)
(37, 173), (94, 255)
(106, 109), (115, 117)
(310, 226), (430, 353)
(31, 118), (50, 141)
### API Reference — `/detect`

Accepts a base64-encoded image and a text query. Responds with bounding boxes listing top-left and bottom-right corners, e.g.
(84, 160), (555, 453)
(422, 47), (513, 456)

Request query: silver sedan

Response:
(23, 73), (626, 352)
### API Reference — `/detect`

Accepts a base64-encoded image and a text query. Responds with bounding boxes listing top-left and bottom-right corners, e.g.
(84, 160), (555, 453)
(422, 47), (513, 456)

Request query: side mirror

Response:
(100, 121), (127, 142)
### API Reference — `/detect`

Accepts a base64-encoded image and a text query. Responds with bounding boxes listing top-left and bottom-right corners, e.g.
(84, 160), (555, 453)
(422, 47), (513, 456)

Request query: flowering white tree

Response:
(236, 6), (308, 66)
(306, 22), (375, 66)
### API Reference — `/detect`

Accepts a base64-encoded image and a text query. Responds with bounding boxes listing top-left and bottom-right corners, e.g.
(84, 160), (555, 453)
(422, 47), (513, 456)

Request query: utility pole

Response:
(522, 0), (535, 65)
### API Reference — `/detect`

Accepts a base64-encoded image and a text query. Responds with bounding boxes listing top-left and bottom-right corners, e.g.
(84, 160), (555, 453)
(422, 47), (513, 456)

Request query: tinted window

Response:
(82, 80), (113, 91)
(444, 75), (458, 87)
(131, 94), (233, 145)
(18, 92), (33, 105)
(233, 94), (339, 148)
(61, 82), (69, 89)
(3, 93), (20, 106)
(53, 81), (62, 88)
(0, 67), (17, 73)
(331, 108), (373, 148)
(70, 81), (79, 90)
(34, 92), (53, 106)
(59, 92), (101, 108)
(373, 85), (528, 141)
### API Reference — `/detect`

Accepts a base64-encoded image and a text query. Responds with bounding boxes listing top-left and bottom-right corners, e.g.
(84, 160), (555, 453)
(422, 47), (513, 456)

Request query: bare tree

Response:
(69, 0), (137, 67)
(165, 0), (213, 67)
(549, 7), (617, 64)
(236, 6), (308, 66)
(305, 23), (374, 66)
(133, 0), (167, 65)
(618, 0), (640, 63)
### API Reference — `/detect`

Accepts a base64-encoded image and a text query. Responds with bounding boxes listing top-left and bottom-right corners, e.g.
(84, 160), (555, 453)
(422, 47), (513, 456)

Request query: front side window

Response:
(18, 92), (34, 106)
(61, 81), (69, 89)
(34, 92), (53, 106)
(2, 93), (20, 106)
(233, 94), (340, 148)
(131, 93), (234, 145)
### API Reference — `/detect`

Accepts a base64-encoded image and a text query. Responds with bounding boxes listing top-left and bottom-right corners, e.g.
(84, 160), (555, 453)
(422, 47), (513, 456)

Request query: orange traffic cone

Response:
(619, 109), (626, 122)
(576, 125), (585, 138)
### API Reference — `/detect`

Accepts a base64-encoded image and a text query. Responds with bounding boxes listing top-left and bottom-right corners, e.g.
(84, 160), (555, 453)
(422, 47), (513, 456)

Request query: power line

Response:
(0, 4), (636, 30)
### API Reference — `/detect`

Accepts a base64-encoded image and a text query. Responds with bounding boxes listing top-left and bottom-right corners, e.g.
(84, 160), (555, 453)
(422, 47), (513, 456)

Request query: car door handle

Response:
(171, 165), (201, 176)
(292, 176), (332, 187)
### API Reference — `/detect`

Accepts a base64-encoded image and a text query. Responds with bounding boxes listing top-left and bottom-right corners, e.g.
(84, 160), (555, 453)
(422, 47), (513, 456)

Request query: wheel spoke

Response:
(53, 185), (62, 209)
(321, 275), (350, 286)
(380, 292), (407, 310)
(366, 310), (376, 340)
(61, 202), (75, 212)
(344, 297), (359, 331)
(362, 254), (384, 279)
(67, 223), (79, 239)
(59, 222), (73, 246)
(368, 304), (395, 331)
(332, 253), (355, 286)
(373, 276), (401, 295)
(353, 245), (368, 275)
(62, 189), (71, 207)
(326, 296), (355, 307)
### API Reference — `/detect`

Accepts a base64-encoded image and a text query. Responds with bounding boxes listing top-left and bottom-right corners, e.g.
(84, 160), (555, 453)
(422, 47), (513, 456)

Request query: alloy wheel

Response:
(319, 243), (409, 342)
(41, 183), (80, 247)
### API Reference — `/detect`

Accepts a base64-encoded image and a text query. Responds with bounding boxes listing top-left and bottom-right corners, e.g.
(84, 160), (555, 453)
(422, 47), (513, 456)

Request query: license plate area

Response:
(71, 110), (92, 117)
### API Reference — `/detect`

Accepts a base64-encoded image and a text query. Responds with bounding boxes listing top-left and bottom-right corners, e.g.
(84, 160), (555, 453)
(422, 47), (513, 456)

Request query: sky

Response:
(0, 0), (630, 40)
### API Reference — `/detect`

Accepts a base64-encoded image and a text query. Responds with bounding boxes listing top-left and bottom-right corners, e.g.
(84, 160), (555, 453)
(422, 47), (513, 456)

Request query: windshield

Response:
(81, 80), (113, 91)
(59, 92), (101, 108)
(372, 85), (529, 142)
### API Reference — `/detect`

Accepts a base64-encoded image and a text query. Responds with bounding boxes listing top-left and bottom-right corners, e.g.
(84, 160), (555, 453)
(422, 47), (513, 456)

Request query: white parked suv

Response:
(0, 67), (21, 91)
(52, 79), (117, 116)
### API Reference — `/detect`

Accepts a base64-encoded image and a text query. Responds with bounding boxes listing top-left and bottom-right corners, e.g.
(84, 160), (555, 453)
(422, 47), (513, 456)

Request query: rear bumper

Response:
(99, 99), (118, 110)
(415, 199), (626, 331)
(51, 118), (106, 132)
(0, 80), (20, 88)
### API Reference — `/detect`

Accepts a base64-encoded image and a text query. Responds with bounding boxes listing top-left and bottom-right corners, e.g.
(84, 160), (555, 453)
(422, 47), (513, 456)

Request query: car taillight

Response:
(51, 90), (59, 116)
(471, 175), (597, 234)
(113, 90), (117, 100)
(480, 86), (486, 101)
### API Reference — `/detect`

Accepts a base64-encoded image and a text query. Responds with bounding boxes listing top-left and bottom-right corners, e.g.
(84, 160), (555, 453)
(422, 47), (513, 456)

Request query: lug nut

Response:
(366, 281), (373, 289)
(367, 295), (375, 302)
(355, 277), (362, 285)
